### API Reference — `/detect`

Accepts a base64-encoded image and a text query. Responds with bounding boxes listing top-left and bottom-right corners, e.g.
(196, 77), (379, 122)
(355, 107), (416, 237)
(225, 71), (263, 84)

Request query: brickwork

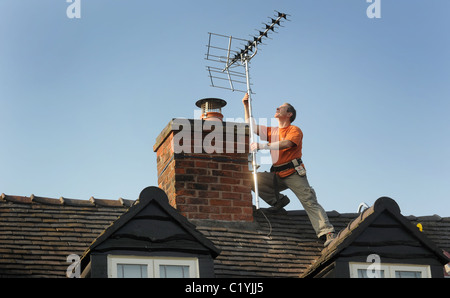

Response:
(154, 119), (254, 221)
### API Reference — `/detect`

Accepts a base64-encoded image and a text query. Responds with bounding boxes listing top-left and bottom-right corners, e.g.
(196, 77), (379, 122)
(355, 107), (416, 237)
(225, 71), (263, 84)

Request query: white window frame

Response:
(349, 262), (431, 278)
(154, 258), (198, 278)
(107, 255), (199, 278)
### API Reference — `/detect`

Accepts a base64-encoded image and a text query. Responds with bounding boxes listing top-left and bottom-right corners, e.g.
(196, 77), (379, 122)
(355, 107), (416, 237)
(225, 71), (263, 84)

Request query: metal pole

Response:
(243, 57), (260, 210)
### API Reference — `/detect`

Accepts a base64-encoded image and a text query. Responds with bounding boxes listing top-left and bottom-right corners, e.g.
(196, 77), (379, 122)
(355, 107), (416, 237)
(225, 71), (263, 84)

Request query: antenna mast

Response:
(205, 11), (289, 209)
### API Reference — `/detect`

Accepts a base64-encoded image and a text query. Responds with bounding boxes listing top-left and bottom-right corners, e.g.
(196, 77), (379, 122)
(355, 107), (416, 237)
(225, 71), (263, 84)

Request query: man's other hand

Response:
(242, 93), (249, 105)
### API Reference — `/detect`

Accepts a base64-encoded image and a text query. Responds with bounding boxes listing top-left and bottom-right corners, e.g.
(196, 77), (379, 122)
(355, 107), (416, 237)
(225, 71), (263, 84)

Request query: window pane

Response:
(159, 265), (189, 278)
(357, 269), (368, 278)
(395, 271), (422, 278)
(117, 264), (148, 278)
(357, 269), (385, 278)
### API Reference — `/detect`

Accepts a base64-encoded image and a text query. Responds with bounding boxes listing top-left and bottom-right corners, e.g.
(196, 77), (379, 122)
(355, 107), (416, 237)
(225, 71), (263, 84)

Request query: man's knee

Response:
(253, 172), (273, 190)
(252, 172), (278, 206)
(295, 186), (318, 207)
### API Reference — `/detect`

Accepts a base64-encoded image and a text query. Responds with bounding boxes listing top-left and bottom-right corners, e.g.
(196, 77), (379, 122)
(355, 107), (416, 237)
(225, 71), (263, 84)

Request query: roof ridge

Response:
(0, 193), (134, 208)
(1, 192), (448, 219)
(410, 214), (449, 221)
(289, 209), (450, 221)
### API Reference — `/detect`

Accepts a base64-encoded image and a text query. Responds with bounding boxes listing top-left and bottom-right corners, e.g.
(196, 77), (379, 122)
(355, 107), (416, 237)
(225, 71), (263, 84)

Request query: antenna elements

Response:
(205, 11), (289, 92)
(225, 11), (288, 71)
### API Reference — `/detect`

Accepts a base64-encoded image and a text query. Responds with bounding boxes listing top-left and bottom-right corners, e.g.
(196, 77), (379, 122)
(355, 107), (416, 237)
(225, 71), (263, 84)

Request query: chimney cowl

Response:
(196, 98), (227, 121)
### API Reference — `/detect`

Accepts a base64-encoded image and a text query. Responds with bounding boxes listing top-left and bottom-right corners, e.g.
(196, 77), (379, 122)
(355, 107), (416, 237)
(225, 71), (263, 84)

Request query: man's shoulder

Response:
(268, 124), (301, 129)
(286, 125), (302, 133)
(267, 125), (303, 135)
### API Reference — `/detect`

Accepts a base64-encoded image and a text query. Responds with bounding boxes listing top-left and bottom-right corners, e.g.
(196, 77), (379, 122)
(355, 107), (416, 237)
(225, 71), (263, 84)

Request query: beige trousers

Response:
(257, 171), (335, 238)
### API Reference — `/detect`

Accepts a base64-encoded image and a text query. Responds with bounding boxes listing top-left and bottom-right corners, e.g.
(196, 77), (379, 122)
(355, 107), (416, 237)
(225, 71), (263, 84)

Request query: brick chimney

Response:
(153, 99), (254, 221)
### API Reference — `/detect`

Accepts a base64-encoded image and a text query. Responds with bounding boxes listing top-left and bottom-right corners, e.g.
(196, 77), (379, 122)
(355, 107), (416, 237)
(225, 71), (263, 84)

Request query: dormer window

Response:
(107, 256), (199, 278)
(349, 262), (431, 278)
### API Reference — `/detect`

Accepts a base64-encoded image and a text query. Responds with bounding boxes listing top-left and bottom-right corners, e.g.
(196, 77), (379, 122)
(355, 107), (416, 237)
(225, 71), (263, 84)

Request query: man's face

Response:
(275, 104), (291, 120)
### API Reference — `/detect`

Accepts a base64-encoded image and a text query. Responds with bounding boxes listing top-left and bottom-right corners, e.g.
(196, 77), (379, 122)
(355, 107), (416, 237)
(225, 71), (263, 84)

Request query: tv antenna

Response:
(205, 11), (289, 209)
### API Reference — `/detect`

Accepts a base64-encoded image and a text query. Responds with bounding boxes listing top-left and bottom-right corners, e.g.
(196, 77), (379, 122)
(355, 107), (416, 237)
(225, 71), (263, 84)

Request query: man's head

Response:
(275, 103), (296, 123)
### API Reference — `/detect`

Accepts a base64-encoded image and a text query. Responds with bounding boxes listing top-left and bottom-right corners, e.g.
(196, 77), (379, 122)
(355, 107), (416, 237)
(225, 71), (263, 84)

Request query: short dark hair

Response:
(284, 103), (296, 123)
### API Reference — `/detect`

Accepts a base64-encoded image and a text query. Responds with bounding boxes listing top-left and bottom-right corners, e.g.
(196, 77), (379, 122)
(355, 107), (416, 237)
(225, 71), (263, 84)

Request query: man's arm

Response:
(242, 93), (261, 135)
(252, 140), (295, 151)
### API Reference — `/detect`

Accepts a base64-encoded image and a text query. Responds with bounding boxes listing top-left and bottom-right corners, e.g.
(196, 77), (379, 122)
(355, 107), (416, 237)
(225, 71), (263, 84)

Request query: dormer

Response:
(80, 187), (220, 278)
(302, 197), (450, 278)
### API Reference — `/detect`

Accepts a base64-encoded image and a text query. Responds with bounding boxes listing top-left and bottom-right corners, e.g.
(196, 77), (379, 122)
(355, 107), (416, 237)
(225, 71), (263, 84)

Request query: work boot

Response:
(267, 196), (290, 213)
(323, 232), (337, 247)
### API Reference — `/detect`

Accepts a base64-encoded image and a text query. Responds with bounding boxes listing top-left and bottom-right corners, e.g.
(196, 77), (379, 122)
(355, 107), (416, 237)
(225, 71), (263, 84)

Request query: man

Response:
(242, 93), (336, 247)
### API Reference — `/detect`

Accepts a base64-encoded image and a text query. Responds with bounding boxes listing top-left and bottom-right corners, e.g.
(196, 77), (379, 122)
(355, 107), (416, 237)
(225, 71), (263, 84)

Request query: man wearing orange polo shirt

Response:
(242, 93), (336, 247)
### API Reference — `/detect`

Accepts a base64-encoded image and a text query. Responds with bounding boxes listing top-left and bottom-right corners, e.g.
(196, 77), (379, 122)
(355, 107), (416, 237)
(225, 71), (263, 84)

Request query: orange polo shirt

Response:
(259, 125), (303, 178)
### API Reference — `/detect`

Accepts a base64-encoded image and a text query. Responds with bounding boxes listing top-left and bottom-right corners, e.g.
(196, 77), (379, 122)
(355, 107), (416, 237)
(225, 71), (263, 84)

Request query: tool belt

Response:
(270, 158), (305, 202)
(270, 158), (304, 175)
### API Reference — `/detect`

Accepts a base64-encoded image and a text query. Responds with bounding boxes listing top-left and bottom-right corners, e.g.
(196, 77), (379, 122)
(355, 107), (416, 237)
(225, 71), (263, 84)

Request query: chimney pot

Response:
(196, 98), (227, 121)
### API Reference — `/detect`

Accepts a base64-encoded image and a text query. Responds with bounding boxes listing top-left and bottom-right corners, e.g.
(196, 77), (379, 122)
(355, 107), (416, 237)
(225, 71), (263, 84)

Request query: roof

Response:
(0, 193), (132, 278)
(1, 192), (449, 278)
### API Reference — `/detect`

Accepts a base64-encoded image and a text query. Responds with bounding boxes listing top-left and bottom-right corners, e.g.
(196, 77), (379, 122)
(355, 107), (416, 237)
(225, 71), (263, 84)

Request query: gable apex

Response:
(373, 196), (401, 214)
(138, 186), (167, 205)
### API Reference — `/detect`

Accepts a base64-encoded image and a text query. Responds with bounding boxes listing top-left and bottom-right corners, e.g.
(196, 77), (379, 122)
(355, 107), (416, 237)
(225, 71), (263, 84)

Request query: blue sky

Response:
(1, 0), (449, 216)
